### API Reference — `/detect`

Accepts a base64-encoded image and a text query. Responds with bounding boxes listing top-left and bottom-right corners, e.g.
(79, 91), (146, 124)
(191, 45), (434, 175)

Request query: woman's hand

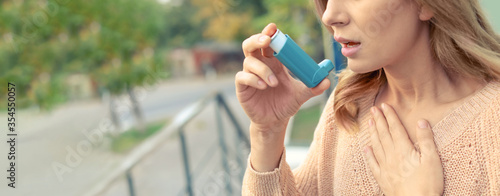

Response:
(236, 23), (330, 172)
(365, 103), (444, 196)
(236, 23), (330, 131)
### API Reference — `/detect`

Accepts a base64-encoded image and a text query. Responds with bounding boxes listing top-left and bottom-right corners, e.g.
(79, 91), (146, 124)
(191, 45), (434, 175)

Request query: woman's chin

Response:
(346, 62), (380, 74)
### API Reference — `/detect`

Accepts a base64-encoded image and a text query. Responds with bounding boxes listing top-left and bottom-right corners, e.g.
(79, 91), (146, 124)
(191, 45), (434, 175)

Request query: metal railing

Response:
(84, 91), (250, 196)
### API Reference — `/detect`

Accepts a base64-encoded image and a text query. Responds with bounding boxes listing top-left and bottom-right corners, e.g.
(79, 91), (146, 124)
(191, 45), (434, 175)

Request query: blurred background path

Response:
(0, 75), (247, 196)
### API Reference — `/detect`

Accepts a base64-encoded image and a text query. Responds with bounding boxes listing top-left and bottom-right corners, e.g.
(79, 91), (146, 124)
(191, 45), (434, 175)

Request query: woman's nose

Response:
(321, 0), (349, 27)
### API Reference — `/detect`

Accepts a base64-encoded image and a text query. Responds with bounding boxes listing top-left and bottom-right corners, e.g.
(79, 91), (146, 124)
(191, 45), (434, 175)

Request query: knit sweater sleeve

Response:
(242, 95), (335, 195)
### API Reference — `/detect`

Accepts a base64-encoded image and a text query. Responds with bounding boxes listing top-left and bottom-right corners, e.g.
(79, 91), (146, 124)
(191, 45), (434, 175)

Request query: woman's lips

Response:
(340, 42), (361, 57)
(334, 36), (361, 57)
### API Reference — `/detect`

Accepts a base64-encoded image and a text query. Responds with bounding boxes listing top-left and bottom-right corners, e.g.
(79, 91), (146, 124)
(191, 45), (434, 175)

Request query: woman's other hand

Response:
(365, 103), (444, 196)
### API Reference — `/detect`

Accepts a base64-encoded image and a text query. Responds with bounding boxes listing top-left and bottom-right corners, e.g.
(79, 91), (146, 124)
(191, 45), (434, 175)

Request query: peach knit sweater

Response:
(242, 81), (500, 195)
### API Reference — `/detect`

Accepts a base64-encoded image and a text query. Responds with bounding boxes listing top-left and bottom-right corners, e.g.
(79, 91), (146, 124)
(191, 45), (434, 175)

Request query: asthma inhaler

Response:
(269, 29), (334, 88)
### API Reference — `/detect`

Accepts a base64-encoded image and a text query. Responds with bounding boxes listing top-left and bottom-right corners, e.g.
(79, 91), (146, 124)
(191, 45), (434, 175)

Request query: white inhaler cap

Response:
(269, 29), (287, 53)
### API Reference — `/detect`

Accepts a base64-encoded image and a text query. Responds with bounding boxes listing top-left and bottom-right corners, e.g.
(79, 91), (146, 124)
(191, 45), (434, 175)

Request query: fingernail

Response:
(381, 103), (387, 110)
(257, 80), (265, 87)
(268, 74), (278, 86)
(368, 119), (374, 127)
(418, 120), (428, 129)
(259, 35), (267, 43)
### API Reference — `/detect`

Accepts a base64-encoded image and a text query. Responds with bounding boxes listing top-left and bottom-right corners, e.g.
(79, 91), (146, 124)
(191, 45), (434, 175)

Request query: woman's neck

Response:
(375, 43), (485, 112)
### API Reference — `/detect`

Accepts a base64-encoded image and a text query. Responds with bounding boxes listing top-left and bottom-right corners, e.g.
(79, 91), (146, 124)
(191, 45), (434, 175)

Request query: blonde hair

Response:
(314, 0), (500, 133)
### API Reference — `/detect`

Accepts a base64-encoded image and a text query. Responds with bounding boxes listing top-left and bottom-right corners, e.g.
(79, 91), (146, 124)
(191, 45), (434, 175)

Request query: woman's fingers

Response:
(243, 56), (278, 87)
(261, 23), (277, 57)
(261, 23), (277, 36)
(240, 23), (281, 87)
(235, 71), (267, 91)
(371, 106), (394, 152)
(415, 120), (440, 160)
(380, 104), (413, 151)
(242, 34), (272, 57)
(310, 78), (331, 96)
(242, 23), (277, 57)
(368, 118), (386, 164)
(364, 145), (381, 180)
(415, 119), (444, 194)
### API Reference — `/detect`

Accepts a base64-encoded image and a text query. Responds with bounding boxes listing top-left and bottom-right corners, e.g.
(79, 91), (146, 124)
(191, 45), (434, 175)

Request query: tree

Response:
(0, 0), (168, 133)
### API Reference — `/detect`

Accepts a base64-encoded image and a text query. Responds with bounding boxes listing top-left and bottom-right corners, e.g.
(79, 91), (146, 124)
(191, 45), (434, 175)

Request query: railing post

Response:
(215, 95), (233, 195)
(179, 127), (194, 196)
(216, 94), (250, 180)
(216, 94), (250, 148)
(126, 170), (136, 196)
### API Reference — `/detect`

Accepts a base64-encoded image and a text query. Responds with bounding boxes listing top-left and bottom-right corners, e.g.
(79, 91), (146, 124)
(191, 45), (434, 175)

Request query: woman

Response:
(236, 0), (500, 195)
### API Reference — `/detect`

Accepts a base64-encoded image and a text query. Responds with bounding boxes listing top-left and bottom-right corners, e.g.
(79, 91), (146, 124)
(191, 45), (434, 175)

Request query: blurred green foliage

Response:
(0, 0), (324, 110)
(0, 0), (168, 110)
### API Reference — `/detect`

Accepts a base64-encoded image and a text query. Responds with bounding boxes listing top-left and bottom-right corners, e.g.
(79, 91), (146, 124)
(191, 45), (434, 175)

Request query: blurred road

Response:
(0, 75), (246, 196)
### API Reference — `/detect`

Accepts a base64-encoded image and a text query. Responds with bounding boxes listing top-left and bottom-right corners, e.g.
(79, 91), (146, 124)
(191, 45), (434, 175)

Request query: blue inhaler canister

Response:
(269, 29), (334, 88)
